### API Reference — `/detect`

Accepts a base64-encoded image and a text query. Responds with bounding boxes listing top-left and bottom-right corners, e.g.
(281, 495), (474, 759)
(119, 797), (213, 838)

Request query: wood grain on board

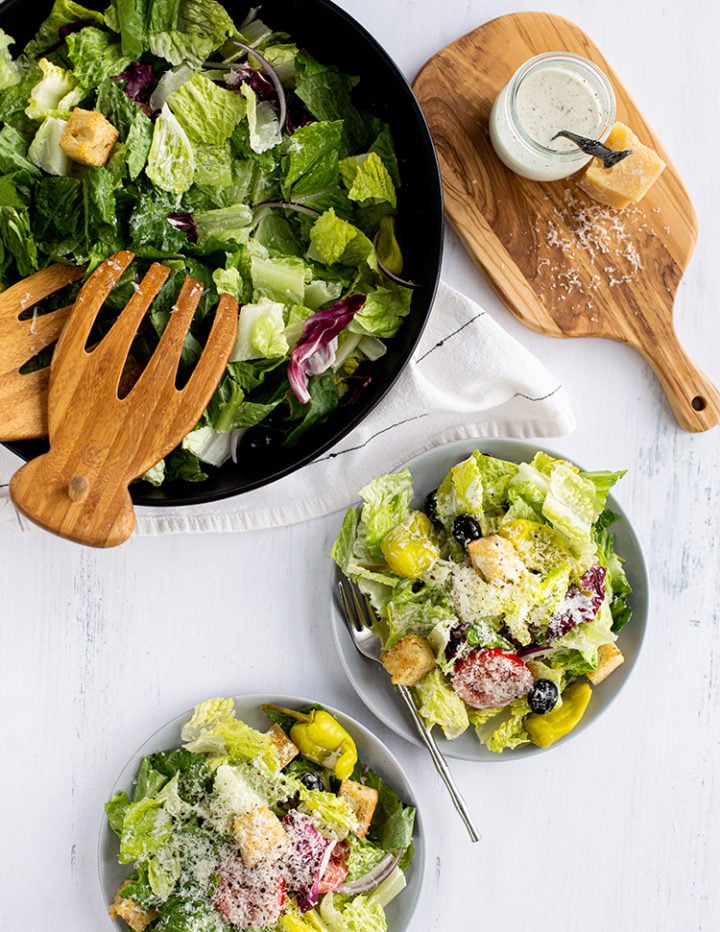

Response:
(413, 12), (720, 431)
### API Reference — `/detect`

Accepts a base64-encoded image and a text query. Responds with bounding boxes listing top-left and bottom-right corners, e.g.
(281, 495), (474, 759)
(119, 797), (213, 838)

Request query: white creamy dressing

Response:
(513, 65), (605, 150)
(489, 54), (614, 182)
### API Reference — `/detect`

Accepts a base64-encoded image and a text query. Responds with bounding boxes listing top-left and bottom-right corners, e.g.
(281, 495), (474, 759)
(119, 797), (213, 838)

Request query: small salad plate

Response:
(99, 693), (424, 931)
(330, 438), (649, 761)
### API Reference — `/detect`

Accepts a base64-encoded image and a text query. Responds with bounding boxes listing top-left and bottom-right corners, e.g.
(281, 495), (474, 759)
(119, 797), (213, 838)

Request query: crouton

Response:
(233, 805), (288, 868)
(467, 534), (525, 582)
(109, 882), (158, 932)
(586, 642), (625, 685)
(338, 779), (379, 839)
(266, 723), (300, 769)
(380, 634), (436, 686)
(60, 108), (119, 166)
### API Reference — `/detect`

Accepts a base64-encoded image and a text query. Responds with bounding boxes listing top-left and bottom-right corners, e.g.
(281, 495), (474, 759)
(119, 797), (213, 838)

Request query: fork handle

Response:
(9, 452), (136, 547)
(397, 685), (481, 843)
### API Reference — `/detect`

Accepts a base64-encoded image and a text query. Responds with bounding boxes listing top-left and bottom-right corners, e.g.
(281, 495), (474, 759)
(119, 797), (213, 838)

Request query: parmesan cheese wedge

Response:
(578, 121), (665, 209)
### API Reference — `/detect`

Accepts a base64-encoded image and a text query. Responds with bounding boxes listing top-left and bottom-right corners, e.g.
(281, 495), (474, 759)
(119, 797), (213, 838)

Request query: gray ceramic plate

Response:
(98, 694), (424, 930)
(330, 438), (649, 761)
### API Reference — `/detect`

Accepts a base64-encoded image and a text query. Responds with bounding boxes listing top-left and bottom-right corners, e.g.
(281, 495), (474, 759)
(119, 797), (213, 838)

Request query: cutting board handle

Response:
(639, 330), (720, 432)
(9, 453), (135, 547)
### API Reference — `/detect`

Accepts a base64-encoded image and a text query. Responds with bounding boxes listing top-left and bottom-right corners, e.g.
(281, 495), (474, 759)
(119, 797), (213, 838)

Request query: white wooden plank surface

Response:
(1, 1), (719, 930)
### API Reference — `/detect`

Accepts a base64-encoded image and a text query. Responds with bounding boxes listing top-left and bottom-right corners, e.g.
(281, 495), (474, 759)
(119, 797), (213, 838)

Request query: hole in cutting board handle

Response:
(692, 396), (707, 411)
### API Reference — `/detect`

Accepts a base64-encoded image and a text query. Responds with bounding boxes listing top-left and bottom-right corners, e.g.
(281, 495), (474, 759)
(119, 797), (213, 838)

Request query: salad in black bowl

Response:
(0, 0), (442, 504)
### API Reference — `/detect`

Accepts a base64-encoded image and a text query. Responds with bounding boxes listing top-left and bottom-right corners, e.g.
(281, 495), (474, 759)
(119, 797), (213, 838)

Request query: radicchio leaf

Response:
(287, 294), (366, 404)
(226, 62), (276, 100)
(547, 564), (607, 640)
(116, 62), (155, 105)
(168, 211), (198, 242)
(281, 810), (336, 911)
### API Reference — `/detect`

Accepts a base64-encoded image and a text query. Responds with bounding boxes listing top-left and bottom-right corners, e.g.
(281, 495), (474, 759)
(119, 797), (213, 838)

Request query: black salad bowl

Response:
(0, 0), (443, 506)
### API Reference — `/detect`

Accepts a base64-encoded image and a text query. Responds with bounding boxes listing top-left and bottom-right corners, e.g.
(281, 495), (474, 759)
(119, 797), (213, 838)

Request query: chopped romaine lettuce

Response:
(0, 0), (413, 479)
(145, 103), (195, 194)
(333, 447), (634, 753)
(0, 29), (19, 90)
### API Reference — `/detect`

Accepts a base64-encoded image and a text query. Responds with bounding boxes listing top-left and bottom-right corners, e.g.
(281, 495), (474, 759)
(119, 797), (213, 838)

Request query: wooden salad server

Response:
(9, 250), (239, 548)
(413, 12), (720, 431)
(0, 263), (86, 439)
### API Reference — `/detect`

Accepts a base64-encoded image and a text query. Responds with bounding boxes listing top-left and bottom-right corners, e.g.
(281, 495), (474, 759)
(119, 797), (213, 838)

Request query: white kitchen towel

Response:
(0, 280), (575, 535)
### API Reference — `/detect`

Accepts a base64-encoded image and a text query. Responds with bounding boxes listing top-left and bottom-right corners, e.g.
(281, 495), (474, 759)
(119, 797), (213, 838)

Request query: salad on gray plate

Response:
(104, 697), (416, 931)
(0, 0), (414, 484)
(332, 447), (634, 753)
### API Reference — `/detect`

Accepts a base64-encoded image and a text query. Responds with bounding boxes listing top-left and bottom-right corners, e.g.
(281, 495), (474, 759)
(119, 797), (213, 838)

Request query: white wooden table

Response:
(2, 2), (719, 930)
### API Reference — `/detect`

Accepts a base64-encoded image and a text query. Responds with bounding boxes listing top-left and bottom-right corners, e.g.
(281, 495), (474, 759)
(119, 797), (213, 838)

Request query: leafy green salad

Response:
(105, 697), (416, 931)
(0, 0), (414, 484)
(332, 448), (634, 753)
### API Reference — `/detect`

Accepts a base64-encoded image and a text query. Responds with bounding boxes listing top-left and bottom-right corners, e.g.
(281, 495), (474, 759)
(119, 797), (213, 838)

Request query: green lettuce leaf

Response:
(194, 204), (253, 247)
(359, 766), (416, 851)
(168, 72), (246, 145)
(145, 103), (195, 194)
(65, 26), (133, 88)
(181, 425), (232, 467)
(0, 29), (19, 91)
(294, 53), (371, 155)
(193, 140), (233, 188)
(542, 462), (605, 564)
(281, 119), (343, 207)
(483, 698), (530, 753)
(229, 297), (288, 361)
(340, 151), (396, 207)
(148, 0), (235, 66)
(32, 175), (82, 255)
(412, 668), (469, 740)
(250, 254), (306, 304)
(349, 286), (411, 339)
(119, 797), (173, 863)
(435, 454), (485, 529)
(0, 205), (38, 276)
(105, 791), (131, 836)
(357, 469), (413, 561)
(25, 59), (83, 121)
(299, 786), (358, 835)
(180, 697), (277, 769)
(27, 116), (71, 176)
(241, 82), (281, 154)
(24, 0), (105, 60)
(336, 895), (388, 932)
(307, 207), (376, 275)
(0, 125), (41, 176)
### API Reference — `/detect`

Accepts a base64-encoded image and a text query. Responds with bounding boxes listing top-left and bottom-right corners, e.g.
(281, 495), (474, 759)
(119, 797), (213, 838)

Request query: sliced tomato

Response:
(214, 856), (286, 928)
(317, 840), (350, 894)
(451, 647), (533, 709)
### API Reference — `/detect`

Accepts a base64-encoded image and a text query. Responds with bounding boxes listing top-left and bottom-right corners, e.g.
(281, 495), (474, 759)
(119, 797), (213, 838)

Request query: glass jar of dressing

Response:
(489, 52), (616, 181)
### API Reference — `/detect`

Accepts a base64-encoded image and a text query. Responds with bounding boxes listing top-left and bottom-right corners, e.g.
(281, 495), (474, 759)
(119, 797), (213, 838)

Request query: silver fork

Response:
(337, 578), (481, 843)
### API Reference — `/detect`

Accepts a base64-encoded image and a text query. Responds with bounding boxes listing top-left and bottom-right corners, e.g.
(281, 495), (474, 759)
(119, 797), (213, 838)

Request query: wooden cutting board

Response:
(413, 12), (720, 432)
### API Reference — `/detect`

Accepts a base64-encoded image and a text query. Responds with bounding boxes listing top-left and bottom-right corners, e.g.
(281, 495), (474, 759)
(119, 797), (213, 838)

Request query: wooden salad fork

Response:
(9, 250), (239, 548)
(0, 262), (86, 440)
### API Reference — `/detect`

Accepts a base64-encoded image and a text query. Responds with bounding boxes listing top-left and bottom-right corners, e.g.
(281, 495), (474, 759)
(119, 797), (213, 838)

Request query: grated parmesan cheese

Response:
(532, 187), (655, 309)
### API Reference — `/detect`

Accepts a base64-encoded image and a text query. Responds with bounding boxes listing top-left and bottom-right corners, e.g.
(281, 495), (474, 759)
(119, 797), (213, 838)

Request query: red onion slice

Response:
(334, 848), (403, 895)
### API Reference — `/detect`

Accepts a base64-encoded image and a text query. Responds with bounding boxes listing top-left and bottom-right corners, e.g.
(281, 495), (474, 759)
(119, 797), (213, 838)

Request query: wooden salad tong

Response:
(0, 262), (86, 439)
(9, 250), (238, 548)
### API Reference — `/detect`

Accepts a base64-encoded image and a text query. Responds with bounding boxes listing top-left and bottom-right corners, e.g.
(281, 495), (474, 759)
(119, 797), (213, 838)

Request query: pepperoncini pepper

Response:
(524, 680), (592, 748)
(263, 705), (358, 779)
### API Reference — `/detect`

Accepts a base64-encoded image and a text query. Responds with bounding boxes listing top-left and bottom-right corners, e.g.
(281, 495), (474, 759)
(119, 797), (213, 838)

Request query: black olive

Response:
(424, 489), (441, 525)
(241, 425), (280, 455)
(299, 771), (325, 791)
(528, 679), (559, 715)
(452, 514), (481, 547)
